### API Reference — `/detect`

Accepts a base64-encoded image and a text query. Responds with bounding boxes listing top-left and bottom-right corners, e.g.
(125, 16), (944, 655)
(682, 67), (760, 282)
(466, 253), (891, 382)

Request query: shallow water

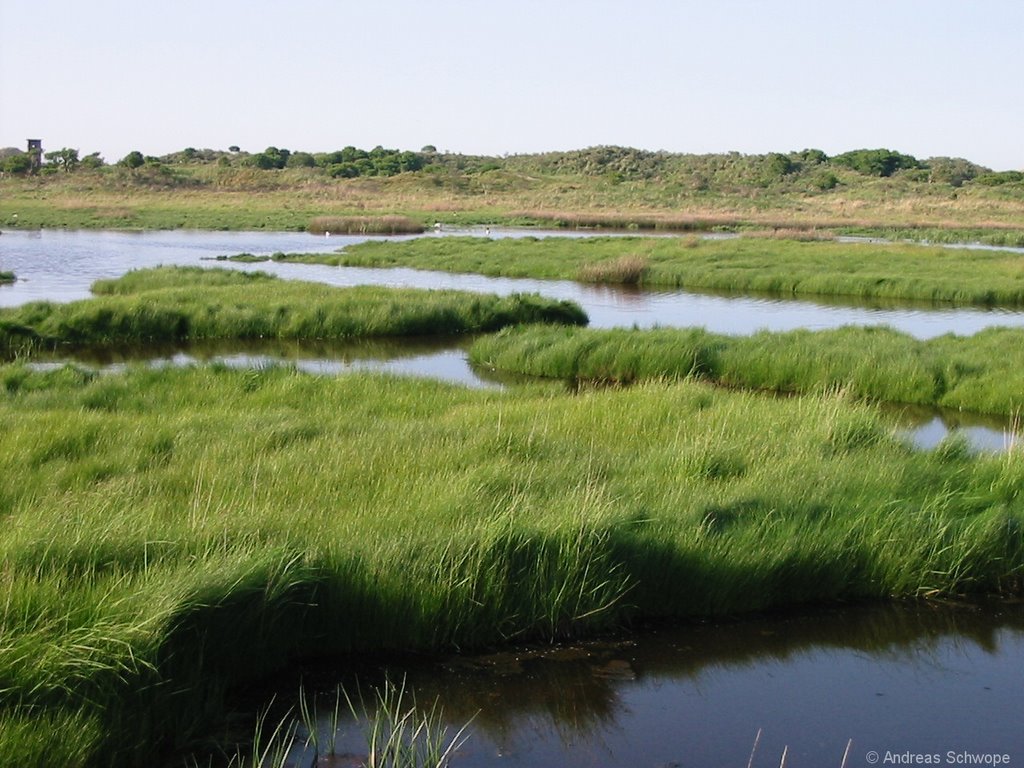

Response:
(280, 602), (1024, 767)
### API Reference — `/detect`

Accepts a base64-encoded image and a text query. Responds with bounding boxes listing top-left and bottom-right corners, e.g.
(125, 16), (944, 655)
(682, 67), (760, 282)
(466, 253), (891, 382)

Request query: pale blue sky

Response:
(1, 0), (1021, 169)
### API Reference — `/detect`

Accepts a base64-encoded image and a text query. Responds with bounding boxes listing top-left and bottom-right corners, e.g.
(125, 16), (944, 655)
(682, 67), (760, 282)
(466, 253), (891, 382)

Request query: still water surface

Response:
(283, 602), (1024, 768)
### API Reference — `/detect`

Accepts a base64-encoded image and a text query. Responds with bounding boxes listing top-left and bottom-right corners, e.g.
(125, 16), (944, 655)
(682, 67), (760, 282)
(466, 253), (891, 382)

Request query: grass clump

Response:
(0, 271), (14, 284)
(0, 266), (586, 357)
(576, 254), (649, 284)
(469, 324), (1024, 417)
(1, 365), (1024, 764)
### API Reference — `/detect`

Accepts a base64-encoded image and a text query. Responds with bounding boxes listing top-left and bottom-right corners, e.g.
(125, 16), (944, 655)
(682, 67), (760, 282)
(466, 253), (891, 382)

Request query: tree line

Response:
(1, 143), (1021, 188)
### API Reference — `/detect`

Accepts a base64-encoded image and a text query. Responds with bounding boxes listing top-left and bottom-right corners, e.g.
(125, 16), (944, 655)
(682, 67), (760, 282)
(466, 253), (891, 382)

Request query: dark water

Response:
(279, 602), (1024, 768)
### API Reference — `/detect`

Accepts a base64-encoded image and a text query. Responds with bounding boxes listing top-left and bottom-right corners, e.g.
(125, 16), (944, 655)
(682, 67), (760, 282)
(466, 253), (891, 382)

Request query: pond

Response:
(272, 601), (1024, 768)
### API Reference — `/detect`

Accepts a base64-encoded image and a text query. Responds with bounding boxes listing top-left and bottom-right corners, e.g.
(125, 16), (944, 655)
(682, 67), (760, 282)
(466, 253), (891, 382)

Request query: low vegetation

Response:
(0, 271), (14, 284)
(322, 236), (1024, 306)
(2, 143), (1022, 238)
(1, 364), (1023, 765)
(469, 324), (1024, 417)
(0, 266), (586, 357)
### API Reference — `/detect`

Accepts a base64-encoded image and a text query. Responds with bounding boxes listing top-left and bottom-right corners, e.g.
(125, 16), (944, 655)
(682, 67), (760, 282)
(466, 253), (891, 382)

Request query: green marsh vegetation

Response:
(469, 324), (1024, 418)
(1, 364), (1024, 765)
(0, 271), (14, 284)
(0, 266), (586, 357)
(319, 235), (1024, 306)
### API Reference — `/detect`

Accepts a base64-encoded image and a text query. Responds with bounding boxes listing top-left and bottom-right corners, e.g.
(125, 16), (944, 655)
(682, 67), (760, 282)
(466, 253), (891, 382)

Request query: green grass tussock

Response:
(0, 271), (15, 285)
(1, 365), (1024, 764)
(576, 253), (650, 284)
(0, 266), (586, 357)
(327, 236), (1024, 306)
(469, 324), (1024, 417)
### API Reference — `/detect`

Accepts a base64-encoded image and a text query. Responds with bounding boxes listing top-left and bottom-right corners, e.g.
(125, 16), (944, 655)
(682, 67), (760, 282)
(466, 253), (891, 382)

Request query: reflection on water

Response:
(30, 337), (508, 390)
(889, 403), (1019, 453)
(278, 602), (1024, 767)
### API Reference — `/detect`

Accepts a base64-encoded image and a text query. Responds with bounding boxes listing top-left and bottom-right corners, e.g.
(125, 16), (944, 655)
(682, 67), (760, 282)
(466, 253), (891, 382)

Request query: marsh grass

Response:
(232, 679), (472, 768)
(469, 324), (1024, 417)
(1, 365), (1023, 764)
(743, 227), (836, 241)
(0, 271), (14, 284)
(342, 678), (473, 768)
(329, 236), (1024, 305)
(0, 266), (586, 357)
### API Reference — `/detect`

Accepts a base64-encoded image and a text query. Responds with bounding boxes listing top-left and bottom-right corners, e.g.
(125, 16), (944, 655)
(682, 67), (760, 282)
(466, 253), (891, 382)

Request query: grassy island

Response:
(325, 236), (1024, 307)
(469, 324), (1024, 418)
(0, 266), (586, 358)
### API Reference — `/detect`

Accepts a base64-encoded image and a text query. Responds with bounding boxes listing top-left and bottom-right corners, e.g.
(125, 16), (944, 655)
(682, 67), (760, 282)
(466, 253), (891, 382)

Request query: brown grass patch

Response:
(743, 227), (836, 241)
(307, 215), (424, 235)
(577, 254), (650, 284)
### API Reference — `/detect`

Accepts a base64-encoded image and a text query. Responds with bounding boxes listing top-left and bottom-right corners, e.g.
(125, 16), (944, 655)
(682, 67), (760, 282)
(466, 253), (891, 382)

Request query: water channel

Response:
(4, 228), (1024, 766)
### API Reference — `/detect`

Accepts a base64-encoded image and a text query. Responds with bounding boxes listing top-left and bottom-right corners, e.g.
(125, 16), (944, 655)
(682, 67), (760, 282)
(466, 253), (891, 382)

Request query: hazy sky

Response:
(1, 0), (1021, 169)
